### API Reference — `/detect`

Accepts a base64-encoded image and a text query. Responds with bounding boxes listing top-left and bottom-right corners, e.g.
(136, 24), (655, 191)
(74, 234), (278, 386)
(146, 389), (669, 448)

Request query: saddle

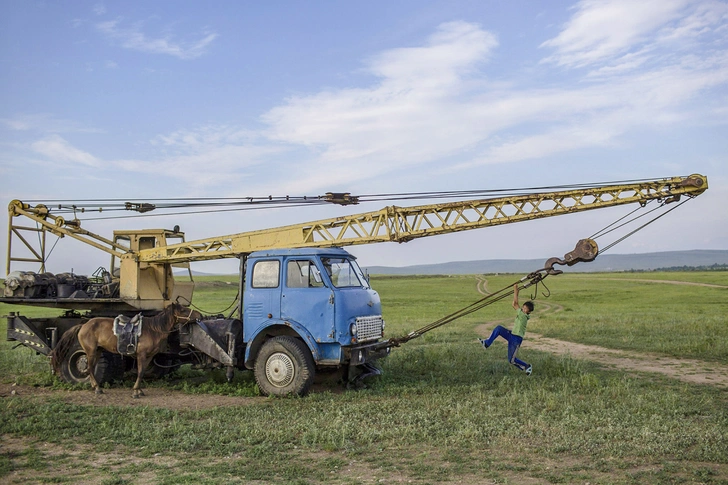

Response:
(113, 313), (143, 356)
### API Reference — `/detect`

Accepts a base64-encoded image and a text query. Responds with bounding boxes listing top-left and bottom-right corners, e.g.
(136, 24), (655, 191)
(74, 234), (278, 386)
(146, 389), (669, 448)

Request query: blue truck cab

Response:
(242, 247), (388, 396)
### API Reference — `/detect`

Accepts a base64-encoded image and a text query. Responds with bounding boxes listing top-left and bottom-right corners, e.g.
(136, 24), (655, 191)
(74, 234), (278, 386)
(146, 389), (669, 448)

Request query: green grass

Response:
(1, 272), (727, 484)
(527, 273), (728, 361)
(373, 271), (728, 361)
(0, 301), (59, 385)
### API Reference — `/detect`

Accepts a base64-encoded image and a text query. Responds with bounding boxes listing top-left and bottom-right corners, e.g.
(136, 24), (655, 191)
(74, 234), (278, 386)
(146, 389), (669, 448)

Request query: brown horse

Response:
(51, 302), (200, 398)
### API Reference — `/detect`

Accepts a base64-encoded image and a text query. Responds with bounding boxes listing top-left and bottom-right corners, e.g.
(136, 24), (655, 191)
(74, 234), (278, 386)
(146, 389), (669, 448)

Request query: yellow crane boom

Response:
(139, 174), (708, 263)
(5, 174), (708, 310)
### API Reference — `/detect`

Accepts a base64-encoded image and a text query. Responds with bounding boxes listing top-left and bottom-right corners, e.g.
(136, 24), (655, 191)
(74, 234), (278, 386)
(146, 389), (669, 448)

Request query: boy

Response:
(479, 284), (533, 375)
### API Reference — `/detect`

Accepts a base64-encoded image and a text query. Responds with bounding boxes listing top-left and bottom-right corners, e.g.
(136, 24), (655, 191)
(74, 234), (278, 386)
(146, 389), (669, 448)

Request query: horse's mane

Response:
(144, 302), (198, 338)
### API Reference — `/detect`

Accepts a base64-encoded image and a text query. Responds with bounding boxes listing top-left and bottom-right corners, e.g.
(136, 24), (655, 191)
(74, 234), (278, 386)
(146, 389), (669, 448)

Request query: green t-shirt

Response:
(512, 309), (529, 337)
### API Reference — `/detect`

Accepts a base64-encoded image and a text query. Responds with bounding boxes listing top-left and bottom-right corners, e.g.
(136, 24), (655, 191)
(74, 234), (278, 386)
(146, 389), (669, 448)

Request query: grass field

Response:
(1, 272), (727, 484)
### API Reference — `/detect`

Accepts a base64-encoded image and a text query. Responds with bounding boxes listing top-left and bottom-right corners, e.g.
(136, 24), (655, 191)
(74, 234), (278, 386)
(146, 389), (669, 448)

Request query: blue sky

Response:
(1, 0), (727, 276)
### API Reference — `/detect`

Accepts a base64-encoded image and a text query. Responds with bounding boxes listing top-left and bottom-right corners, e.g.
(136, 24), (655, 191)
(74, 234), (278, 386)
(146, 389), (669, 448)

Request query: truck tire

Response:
(254, 336), (315, 397)
(59, 340), (124, 385)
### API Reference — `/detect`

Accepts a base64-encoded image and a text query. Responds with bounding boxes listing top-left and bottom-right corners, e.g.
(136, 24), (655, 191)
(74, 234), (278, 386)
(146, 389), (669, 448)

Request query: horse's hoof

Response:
(95, 389), (104, 395)
(132, 394), (140, 399)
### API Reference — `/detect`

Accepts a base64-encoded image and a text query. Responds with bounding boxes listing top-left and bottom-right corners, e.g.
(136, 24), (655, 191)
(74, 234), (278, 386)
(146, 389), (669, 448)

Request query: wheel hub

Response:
(265, 352), (295, 387)
(75, 354), (89, 374)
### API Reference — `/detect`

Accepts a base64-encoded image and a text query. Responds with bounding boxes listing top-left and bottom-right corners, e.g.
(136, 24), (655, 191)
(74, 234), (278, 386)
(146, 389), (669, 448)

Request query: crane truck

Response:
(2, 174), (708, 395)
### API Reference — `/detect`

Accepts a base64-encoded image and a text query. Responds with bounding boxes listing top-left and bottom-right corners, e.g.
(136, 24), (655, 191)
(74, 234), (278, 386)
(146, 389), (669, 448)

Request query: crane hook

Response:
(540, 279), (551, 298)
(541, 238), (599, 275)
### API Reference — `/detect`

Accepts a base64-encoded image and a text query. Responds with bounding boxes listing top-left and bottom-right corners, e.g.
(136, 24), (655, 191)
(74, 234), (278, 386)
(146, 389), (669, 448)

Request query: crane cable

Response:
(590, 197), (691, 256)
(377, 276), (543, 350)
(20, 176), (694, 221)
(376, 196), (696, 350)
(175, 292), (240, 317)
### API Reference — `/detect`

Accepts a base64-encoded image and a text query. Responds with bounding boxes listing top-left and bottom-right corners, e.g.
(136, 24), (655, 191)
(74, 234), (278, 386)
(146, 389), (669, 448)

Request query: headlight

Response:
(350, 323), (357, 336)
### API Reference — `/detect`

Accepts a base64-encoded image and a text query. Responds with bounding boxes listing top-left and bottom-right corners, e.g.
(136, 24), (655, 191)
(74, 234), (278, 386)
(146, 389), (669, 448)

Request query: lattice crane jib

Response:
(5, 174), (708, 308)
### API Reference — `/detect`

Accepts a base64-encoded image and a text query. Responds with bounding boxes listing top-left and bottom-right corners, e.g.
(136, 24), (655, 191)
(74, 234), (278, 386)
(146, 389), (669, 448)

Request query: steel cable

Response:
(596, 198), (691, 255)
(389, 277), (540, 346)
(22, 175), (690, 221)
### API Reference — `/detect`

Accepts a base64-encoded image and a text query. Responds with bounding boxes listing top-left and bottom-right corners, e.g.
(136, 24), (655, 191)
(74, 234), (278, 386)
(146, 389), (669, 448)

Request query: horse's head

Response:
(170, 301), (202, 323)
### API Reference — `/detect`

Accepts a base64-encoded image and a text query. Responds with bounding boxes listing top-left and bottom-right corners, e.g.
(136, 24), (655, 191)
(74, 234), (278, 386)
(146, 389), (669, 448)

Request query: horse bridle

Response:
(173, 306), (198, 325)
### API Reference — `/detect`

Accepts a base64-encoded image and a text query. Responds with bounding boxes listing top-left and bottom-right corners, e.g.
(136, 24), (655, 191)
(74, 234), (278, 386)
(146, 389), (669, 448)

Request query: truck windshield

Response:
(320, 257), (367, 288)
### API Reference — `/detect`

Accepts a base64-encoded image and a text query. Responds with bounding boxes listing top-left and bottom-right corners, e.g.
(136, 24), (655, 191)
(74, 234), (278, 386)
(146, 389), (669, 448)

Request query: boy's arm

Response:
(512, 284), (521, 310)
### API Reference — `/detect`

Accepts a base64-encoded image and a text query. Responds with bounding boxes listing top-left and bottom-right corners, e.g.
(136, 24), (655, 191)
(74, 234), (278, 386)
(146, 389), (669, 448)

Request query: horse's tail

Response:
(50, 324), (82, 375)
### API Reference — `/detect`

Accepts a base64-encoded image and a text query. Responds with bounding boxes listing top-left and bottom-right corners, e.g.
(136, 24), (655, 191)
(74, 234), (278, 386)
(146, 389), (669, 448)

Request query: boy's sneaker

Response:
(525, 365), (533, 376)
(479, 339), (489, 349)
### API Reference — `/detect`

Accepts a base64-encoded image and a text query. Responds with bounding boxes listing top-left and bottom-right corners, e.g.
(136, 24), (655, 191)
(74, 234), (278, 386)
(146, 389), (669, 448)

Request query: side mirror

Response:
(311, 266), (323, 284)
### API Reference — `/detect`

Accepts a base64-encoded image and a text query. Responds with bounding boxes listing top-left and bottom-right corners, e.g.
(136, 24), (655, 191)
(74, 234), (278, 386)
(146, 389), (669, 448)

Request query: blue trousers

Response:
(484, 325), (530, 371)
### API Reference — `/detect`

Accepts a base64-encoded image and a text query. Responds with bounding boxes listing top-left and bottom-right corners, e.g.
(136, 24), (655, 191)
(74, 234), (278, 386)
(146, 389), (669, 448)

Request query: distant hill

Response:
(362, 250), (728, 275)
(173, 270), (229, 277)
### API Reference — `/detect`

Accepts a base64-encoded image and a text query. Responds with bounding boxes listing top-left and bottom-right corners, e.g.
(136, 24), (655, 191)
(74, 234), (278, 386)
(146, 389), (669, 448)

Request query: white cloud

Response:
(93, 3), (107, 16)
(110, 149), (280, 189)
(31, 135), (100, 167)
(112, 125), (285, 188)
(12, 13), (727, 198)
(151, 125), (257, 151)
(657, 0), (728, 43)
(1, 114), (103, 133)
(540, 0), (689, 68)
(540, 0), (728, 71)
(254, 10), (727, 193)
(366, 21), (497, 89)
(1, 118), (32, 131)
(96, 19), (217, 59)
(261, 22), (499, 190)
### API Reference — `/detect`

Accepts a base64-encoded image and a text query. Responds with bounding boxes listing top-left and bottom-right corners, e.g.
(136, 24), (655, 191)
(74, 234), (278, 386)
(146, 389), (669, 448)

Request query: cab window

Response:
(252, 260), (280, 288)
(286, 260), (324, 288)
(320, 257), (366, 288)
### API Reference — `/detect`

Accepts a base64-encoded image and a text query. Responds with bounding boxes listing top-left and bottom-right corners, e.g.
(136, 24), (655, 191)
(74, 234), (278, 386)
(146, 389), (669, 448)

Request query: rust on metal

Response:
(542, 238), (599, 275)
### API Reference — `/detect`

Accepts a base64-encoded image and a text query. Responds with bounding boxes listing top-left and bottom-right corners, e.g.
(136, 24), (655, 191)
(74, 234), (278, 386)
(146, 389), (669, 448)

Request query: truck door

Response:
(281, 259), (335, 341)
(243, 259), (282, 340)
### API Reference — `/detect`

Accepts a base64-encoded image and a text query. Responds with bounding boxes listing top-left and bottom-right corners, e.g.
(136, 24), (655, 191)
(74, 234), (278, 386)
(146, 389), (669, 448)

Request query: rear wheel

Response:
(254, 336), (315, 397)
(58, 340), (123, 385)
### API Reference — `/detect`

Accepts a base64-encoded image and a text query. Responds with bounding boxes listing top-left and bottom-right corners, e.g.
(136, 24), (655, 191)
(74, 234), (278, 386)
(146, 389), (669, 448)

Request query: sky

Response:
(1, 0), (727, 277)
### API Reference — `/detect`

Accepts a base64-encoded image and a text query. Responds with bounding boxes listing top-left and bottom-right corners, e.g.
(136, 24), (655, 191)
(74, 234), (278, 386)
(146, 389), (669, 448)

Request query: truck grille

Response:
(356, 315), (383, 342)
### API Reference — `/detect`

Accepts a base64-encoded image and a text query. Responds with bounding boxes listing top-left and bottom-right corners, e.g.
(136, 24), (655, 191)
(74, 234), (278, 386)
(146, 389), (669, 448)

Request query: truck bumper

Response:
(345, 340), (391, 365)
(343, 341), (390, 385)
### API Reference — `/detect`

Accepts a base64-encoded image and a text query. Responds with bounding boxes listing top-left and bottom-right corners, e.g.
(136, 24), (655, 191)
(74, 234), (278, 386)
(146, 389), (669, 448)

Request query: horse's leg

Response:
(88, 349), (103, 394)
(132, 353), (153, 398)
(78, 329), (102, 394)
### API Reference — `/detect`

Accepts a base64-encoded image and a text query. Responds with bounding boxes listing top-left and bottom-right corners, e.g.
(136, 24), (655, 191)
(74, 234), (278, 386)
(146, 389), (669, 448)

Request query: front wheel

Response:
(254, 336), (315, 397)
